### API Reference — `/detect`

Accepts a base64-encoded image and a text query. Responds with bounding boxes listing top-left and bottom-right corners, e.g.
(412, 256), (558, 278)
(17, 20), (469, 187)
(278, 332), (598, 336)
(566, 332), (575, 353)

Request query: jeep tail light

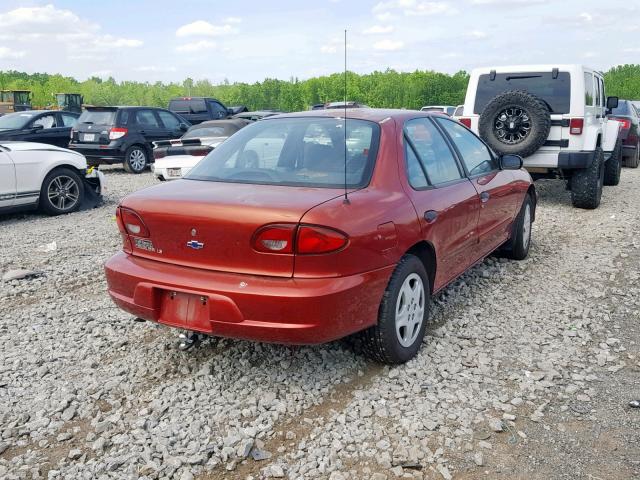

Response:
(252, 224), (295, 253)
(109, 127), (128, 140)
(610, 117), (631, 130)
(569, 118), (584, 135)
(459, 118), (472, 128)
(119, 207), (150, 238)
(297, 226), (348, 254)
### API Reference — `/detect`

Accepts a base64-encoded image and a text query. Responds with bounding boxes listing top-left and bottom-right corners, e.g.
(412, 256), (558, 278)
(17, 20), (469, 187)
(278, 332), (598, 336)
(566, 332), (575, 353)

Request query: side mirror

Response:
(606, 96), (619, 110)
(179, 123), (189, 131)
(500, 154), (523, 170)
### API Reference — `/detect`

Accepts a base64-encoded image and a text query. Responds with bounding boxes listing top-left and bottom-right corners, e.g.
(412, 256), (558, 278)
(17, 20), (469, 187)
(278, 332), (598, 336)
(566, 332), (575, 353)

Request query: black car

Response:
(168, 97), (232, 125)
(69, 106), (189, 173)
(0, 110), (79, 148)
(608, 99), (639, 168)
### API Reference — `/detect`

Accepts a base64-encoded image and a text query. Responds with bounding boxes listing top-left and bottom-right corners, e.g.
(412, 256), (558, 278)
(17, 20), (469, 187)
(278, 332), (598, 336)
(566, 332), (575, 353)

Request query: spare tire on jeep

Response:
(478, 90), (551, 158)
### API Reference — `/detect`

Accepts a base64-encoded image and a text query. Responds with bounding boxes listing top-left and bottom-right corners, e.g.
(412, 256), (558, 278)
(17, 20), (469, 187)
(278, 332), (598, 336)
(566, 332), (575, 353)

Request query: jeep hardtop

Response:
(459, 64), (622, 209)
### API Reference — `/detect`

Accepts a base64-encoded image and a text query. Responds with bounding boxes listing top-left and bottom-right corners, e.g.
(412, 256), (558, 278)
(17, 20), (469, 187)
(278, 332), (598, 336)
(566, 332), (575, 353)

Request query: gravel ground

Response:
(1, 165), (639, 480)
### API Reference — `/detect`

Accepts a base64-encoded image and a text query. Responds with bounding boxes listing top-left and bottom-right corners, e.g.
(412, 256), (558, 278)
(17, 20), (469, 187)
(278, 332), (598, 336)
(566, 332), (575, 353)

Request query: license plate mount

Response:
(83, 133), (96, 142)
(159, 290), (211, 332)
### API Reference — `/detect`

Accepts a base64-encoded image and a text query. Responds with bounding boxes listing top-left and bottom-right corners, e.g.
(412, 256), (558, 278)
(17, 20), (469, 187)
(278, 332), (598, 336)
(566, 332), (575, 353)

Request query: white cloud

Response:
(134, 65), (177, 72)
(320, 45), (337, 54)
(175, 40), (217, 53)
(466, 30), (487, 39)
(373, 1), (456, 16)
(0, 47), (25, 59)
(373, 39), (404, 51)
(363, 25), (395, 34)
(176, 20), (237, 37)
(579, 12), (593, 23)
(224, 16), (242, 24)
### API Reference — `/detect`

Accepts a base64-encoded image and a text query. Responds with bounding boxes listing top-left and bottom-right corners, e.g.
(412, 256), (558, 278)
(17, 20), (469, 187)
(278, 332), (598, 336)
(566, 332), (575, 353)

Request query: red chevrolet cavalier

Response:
(105, 109), (535, 364)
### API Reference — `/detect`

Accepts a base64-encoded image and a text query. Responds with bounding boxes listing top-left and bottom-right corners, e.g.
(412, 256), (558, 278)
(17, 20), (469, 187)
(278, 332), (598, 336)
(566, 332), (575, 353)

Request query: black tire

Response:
(359, 254), (430, 364)
(502, 194), (533, 260)
(478, 90), (551, 158)
(39, 167), (84, 216)
(604, 139), (622, 186)
(123, 145), (148, 174)
(625, 141), (640, 168)
(570, 147), (604, 209)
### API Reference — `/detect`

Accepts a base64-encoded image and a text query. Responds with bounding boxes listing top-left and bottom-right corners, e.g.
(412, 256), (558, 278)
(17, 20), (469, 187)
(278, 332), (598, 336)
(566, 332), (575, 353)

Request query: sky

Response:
(0, 0), (636, 84)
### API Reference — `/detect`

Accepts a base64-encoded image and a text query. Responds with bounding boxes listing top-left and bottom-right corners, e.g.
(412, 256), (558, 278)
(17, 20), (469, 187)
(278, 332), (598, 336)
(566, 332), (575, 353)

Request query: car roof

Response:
(3, 109), (60, 116)
(194, 119), (251, 128)
(470, 64), (599, 75)
(265, 108), (441, 123)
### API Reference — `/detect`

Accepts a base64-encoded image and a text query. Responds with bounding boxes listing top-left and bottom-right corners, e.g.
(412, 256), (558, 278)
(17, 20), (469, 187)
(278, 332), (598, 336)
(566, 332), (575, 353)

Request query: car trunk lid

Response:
(73, 107), (118, 144)
(120, 179), (345, 277)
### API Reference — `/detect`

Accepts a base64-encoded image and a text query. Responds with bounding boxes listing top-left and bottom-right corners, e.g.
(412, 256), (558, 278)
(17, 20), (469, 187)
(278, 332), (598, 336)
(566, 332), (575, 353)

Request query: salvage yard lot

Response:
(1, 167), (639, 480)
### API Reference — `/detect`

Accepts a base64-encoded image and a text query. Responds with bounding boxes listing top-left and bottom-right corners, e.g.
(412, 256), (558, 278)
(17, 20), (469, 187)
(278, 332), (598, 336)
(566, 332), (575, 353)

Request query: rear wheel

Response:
(39, 167), (84, 216)
(626, 141), (640, 168)
(570, 147), (604, 209)
(359, 254), (429, 364)
(123, 145), (148, 174)
(604, 139), (622, 186)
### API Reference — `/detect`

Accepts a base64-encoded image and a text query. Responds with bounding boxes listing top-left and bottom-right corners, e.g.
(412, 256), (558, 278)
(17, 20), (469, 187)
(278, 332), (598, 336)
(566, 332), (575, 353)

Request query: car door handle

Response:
(480, 191), (490, 203)
(424, 210), (438, 223)
(139, 130), (146, 134)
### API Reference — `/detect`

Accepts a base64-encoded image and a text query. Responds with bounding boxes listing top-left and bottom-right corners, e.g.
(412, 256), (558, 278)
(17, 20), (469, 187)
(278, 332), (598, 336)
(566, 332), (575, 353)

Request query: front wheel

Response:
(502, 194), (533, 260)
(123, 146), (148, 174)
(604, 139), (622, 186)
(359, 254), (430, 364)
(39, 167), (84, 216)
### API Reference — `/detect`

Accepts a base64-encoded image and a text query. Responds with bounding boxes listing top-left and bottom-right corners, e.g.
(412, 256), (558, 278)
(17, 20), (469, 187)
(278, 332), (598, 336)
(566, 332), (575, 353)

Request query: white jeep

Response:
(459, 64), (622, 209)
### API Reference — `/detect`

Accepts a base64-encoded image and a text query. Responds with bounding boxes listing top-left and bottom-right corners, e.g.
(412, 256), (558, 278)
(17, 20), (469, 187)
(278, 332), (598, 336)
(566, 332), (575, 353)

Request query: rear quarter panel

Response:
(295, 118), (420, 278)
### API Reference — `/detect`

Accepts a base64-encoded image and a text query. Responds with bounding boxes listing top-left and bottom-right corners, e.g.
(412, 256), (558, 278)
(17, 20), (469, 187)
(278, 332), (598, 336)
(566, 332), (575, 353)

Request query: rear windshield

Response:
(612, 101), (631, 116)
(474, 72), (571, 114)
(169, 99), (207, 113)
(78, 110), (116, 125)
(183, 124), (241, 139)
(186, 117), (380, 188)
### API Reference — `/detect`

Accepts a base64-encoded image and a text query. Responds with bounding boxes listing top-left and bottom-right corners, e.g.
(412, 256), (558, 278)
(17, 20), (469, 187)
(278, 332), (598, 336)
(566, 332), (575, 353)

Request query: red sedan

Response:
(105, 109), (535, 364)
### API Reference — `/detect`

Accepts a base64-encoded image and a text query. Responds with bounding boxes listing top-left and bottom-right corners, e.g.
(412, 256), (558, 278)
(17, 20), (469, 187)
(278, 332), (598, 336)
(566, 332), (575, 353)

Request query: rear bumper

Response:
(104, 252), (393, 345)
(69, 143), (125, 163)
(557, 151), (595, 169)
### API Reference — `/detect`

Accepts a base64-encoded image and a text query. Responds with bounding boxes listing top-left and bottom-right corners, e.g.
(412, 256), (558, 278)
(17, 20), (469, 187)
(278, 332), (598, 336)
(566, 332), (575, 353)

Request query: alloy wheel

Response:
(494, 107), (532, 145)
(48, 175), (80, 211)
(395, 273), (425, 348)
(129, 149), (147, 171)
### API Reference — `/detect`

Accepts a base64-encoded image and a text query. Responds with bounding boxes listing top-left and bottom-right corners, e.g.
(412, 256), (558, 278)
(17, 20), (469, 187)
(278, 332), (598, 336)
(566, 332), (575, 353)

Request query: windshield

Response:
(186, 117), (380, 188)
(78, 110), (115, 125)
(0, 112), (35, 130)
(474, 72), (571, 114)
(612, 101), (631, 116)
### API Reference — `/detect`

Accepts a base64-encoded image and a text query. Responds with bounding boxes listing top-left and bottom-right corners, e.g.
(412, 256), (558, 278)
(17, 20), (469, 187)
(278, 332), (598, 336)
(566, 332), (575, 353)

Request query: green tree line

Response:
(0, 65), (638, 112)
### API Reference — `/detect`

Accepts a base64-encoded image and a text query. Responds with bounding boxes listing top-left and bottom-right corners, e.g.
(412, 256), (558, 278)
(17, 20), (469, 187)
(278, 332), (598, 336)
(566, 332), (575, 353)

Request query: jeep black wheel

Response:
(570, 148), (604, 209)
(604, 139), (622, 186)
(479, 90), (551, 158)
(359, 254), (430, 364)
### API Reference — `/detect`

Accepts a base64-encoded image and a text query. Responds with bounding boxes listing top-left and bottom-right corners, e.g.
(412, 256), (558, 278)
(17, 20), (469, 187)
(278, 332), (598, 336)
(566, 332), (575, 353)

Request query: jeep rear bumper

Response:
(558, 151), (595, 169)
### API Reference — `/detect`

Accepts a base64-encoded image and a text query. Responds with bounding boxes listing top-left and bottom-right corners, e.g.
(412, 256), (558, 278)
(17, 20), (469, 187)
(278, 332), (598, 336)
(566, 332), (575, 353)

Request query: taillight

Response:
(120, 207), (149, 237)
(252, 224), (295, 253)
(610, 117), (631, 130)
(297, 226), (348, 254)
(70, 128), (75, 140)
(459, 118), (472, 128)
(109, 127), (128, 140)
(189, 147), (212, 156)
(569, 118), (584, 135)
(154, 149), (166, 160)
(115, 208), (132, 253)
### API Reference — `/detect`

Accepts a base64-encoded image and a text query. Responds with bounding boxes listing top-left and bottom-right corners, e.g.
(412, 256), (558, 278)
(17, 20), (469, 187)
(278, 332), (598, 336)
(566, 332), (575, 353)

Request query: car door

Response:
(156, 110), (185, 139)
(435, 117), (519, 256)
(401, 117), (480, 289)
(134, 109), (166, 144)
(58, 112), (78, 147)
(24, 113), (68, 147)
(0, 149), (16, 208)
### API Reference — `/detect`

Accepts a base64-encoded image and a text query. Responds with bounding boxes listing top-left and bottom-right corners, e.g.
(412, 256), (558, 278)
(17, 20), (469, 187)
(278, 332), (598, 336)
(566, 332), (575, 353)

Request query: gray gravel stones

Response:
(1, 167), (639, 479)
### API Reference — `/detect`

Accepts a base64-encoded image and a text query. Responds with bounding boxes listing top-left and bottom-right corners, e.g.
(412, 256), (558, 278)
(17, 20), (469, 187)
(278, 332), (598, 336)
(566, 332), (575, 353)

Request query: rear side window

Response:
(158, 110), (180, 130)
(186, 117), (380, 188)
(60, 113), (77, 127)
(169, 99), (207, 113)
(135, 110), (160, 128)
(404, 118), (462, 186)
(594, 76), (602, 107)
(584, 73), (594, 106)
(436, 118), (498, 176)
(78, 110), (115, 125)
(474, 72), (571, 114)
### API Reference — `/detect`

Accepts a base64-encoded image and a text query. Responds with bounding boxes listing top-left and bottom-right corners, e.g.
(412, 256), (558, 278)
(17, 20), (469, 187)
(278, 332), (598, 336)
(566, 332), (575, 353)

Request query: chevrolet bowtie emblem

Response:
(186, 240), (204, 250)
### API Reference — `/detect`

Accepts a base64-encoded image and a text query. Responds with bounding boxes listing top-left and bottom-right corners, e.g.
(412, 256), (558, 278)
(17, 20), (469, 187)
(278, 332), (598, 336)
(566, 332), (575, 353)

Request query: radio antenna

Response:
(343, 28), (349, 204)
